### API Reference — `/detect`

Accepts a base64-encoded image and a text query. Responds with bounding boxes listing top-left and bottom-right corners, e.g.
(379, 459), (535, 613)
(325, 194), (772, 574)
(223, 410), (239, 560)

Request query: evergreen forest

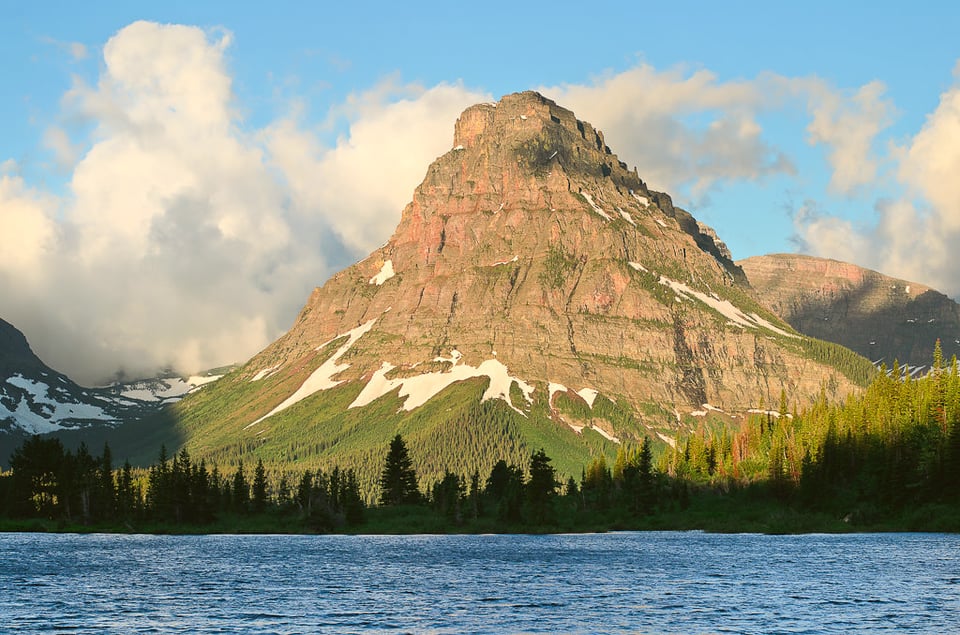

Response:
(2, 344), (960, 534)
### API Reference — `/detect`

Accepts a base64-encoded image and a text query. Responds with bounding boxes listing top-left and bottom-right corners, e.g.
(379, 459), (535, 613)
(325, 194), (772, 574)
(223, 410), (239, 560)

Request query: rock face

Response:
(224, 91), (867, 446)
(740, 253), (960, 371)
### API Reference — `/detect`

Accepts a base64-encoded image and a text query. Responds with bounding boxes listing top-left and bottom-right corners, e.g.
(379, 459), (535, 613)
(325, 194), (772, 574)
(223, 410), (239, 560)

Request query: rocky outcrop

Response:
(740, 253), (960, 370)
(228, 91), (867, 447)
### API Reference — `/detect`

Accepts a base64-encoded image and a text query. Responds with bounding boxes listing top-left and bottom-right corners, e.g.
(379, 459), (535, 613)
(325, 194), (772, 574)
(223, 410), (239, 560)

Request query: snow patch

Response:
(659, 276), (796, 338)
(188, 374), (222, 388)
(548, 382), (568, 407)
(369, 260), (395, 285)
(690, 410), (707, 417)
(453, 145), (464, 151)
(581, 193), (611, 220)
(434, 349), (462, 366)
(116, 375), (218, 402)
(247, 318), (377, 428)
(251, 364), (281, 382)
(618, 207), (635, 226)
(631, 192), (649, 207)
(656, 432), (677, 449)
(349, 357), (535, 415)
(628, 261), (648, 273)
(491, 256), (518, 266)
(5, 375), (116, 432)
(655, 218), (668, 228)
(590, 425), (620, 444)
(576, 388), (599, 408)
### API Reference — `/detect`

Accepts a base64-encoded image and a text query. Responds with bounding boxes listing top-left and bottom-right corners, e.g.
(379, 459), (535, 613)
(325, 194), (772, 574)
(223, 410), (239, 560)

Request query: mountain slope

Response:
(739, 254), (960, 372)
(0, 317), (226, 466)
(172, 92), (873, 487)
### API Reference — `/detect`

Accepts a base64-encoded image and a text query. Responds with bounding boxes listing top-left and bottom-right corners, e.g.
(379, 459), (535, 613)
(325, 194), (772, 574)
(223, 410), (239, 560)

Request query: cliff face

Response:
(739, 253), (960, 370)
(224, 91), (865, 442)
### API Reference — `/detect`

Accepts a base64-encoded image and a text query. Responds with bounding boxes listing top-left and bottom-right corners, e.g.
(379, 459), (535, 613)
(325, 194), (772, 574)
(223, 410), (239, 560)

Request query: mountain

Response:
(0, 317), (225, 466)
(171, 92), (873, 489)
(739, 254), (960, 373)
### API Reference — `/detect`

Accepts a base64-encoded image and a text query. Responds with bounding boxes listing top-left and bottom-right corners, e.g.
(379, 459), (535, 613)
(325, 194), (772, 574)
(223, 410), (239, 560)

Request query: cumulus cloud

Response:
(42, 127), (81, 168)
(0, 165), (59, 278)
(542, 66), (904, 208)
(802, 79), (894, 195)
(0, 21), (484, 385)
(794, 66), (960, 297)
(542, 65), (796, 200)
(265, 79), (490, 254)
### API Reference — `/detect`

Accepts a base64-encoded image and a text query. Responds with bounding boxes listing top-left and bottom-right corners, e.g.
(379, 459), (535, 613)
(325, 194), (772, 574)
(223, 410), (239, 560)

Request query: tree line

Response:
(0, 431), (665, 531)
(3, 343), (960, 531)
(661, 341), (960, 525)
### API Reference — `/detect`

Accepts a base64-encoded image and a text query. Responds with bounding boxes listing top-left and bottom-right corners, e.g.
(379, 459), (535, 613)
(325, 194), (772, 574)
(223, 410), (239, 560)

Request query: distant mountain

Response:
(171, 91), (872, 488)
(739, 254), (960, 373)
(0, 317), (225, 466)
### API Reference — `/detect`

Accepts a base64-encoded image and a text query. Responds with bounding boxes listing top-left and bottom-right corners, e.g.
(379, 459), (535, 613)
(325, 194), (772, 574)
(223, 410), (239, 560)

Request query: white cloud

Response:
(542, 65), (796, 200)
(543, 66), (903, 207)
(803, 79), (894, 195)
(0, 166), (59, 279)
(265, 80), (490, 254)
(0, 22), (487, 385)
(43, 126), (81, 168)
(795, 66), (960, 297)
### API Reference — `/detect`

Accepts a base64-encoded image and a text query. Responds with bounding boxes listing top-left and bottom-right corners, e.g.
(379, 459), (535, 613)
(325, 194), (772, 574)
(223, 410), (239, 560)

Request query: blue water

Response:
(0, 531), (957, 634)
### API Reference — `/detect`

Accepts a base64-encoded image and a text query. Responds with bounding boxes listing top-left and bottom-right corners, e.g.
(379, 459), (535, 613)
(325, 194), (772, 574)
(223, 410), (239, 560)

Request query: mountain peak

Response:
(171, 92), (872, 485)
(450, 91), (645, 192)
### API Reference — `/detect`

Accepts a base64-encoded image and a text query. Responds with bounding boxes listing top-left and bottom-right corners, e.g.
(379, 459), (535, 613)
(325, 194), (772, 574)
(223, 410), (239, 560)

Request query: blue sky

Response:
(2, 2), (959, 382)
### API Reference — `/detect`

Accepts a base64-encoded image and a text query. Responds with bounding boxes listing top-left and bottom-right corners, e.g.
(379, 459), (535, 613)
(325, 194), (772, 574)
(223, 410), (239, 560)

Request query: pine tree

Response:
(526, 449), (557, 525)
(341, 469), (365, 526)
(379, 434), (420, 506)
(232, 460), (249, 513)
(97, 442), (115, 521)
(468, 470), (482, 519)
(297, 470), (313, 516)
(252, 458), (268, 514)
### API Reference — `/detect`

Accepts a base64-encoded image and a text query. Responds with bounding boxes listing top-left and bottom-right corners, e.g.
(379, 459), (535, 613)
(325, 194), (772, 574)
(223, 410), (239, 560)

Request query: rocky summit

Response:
(740, 253), (960, 373)
(173, 92), (872, 483)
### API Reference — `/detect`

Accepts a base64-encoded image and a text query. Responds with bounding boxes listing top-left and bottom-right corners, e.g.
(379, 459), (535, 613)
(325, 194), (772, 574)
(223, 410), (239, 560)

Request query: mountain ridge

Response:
(0, 316), (226, 466)
(739, 253), (960, 371)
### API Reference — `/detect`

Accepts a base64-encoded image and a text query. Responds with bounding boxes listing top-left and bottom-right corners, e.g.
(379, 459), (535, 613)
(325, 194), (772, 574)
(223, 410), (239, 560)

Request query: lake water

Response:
(1, 531), (957, 634)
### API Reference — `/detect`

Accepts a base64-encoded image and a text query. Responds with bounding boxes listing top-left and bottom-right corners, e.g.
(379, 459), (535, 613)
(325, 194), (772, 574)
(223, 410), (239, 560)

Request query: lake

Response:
(1, 531), (957, 633)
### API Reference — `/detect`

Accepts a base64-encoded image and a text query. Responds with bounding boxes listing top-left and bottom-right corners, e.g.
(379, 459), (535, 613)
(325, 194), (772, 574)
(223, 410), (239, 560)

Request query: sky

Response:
(2, 1), (960, 385)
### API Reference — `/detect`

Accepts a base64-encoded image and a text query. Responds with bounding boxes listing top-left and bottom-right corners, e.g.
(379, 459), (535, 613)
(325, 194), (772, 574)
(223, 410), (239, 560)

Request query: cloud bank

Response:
(0, 21), (486, 384)
(793, 65), (960, 296)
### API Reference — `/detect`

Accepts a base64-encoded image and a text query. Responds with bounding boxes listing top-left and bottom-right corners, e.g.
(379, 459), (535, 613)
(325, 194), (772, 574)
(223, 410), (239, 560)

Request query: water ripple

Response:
(0, 532), (957, 634)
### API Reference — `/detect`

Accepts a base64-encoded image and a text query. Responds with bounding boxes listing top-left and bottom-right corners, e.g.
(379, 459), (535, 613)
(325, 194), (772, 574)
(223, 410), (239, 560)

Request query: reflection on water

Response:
(1, 532), (957, 634)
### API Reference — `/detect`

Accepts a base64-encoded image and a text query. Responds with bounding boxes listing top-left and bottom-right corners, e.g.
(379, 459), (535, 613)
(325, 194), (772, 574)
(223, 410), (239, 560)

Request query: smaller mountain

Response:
(739, 254), (960, 372)
(0, 317), (225, 466)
